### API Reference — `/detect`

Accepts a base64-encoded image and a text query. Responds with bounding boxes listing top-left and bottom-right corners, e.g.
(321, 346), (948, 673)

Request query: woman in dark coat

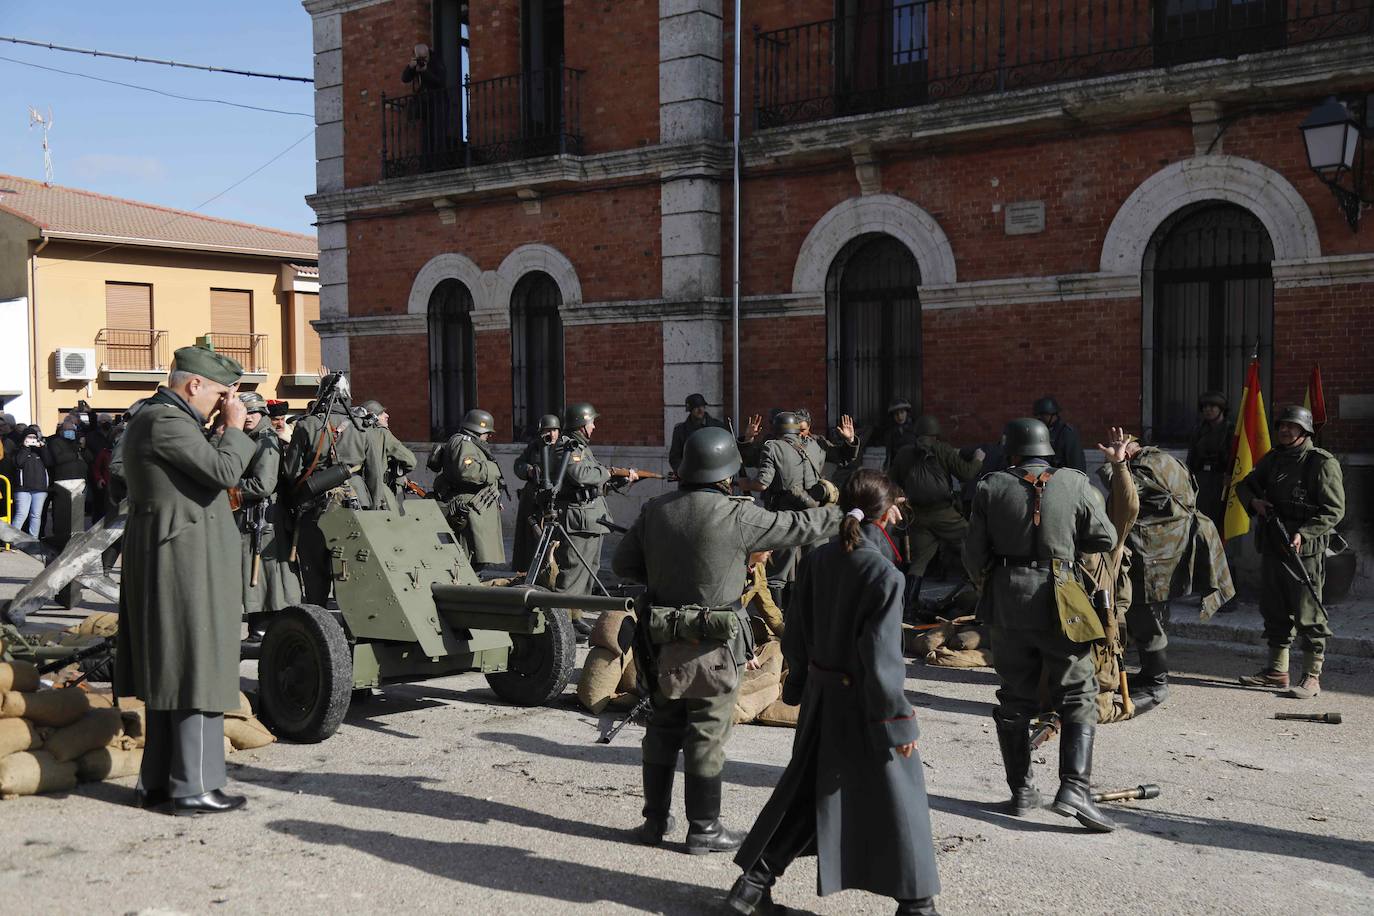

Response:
(728, 469), (941, 916)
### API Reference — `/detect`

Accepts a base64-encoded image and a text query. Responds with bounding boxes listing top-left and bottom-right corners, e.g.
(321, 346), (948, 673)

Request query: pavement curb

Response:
(1171, 620), (1374, 659)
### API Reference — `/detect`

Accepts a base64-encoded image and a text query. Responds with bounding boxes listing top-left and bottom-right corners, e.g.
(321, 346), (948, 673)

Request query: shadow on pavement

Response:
(266, 818), (748, 914)
(910, 690), (996, 719)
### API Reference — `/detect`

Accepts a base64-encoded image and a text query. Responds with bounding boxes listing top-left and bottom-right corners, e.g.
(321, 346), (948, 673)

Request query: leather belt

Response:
(996, 557), (1055, 569)
(808, 661), (853, 688)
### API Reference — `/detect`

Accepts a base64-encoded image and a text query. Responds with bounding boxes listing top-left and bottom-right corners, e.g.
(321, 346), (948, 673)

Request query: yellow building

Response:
(0, 174), (319, 430)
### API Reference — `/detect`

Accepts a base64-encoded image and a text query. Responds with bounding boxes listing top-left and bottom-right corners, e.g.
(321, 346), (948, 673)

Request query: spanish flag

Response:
(1304, 363), (1327, 429)
(1223, 359), (1271, 541)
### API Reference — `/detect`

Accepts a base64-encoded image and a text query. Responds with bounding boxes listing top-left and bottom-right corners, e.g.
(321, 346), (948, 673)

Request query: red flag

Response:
(1304, 364), (1327, 428)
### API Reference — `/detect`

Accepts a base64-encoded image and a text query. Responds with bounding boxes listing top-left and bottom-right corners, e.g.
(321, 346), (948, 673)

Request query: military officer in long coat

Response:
(729, 469), (940, 916)
(512, 414), (560, 572)
(964, 418), (1118, 832)
(283, 374), (383, 604)
(612, 427), (840, 856)
(114, 346), (256, 815)
(234, 392), (301, 640)
(553, 403), (625, 612)
(1236, 406), (1345, 699)
(428, 408), (505, 570)
(669, 393), (729, 473)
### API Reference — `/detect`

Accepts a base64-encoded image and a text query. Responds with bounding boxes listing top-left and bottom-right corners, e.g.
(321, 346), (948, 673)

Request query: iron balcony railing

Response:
(755, 0), (1374, 129)
(95, 328), (169, 373)
(382, 66), (584, 179)
(205, 332), (269, 374)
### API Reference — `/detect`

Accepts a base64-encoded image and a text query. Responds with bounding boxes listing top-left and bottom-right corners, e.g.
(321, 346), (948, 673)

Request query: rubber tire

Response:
(258, 604), (353, 742)
(485, 606), (576, 706)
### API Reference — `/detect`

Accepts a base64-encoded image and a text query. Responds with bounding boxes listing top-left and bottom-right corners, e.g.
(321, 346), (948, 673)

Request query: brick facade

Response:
(311, 0), (1374, 458)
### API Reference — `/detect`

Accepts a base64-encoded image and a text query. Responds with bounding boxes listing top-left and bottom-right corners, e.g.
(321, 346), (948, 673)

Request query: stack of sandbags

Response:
(225, 692), (275, 751)
(733, 640), (784, 724)
(0, 665), (104, 798)
(577, 611), (641, 714)
(904, 616), (993, 669)
(65, 612), (119, 639)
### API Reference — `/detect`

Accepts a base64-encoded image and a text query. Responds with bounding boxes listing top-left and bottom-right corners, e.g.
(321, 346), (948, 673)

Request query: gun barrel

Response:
(431, 584), (634, 615)
(1275, 711), (1341, 724)
(1091, 784), (1161, 803)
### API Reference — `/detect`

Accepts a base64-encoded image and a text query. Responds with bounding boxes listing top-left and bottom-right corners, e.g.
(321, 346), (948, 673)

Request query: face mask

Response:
(62, 429), (77, 440)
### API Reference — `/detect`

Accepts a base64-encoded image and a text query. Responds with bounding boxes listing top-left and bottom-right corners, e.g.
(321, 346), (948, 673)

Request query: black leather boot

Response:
(726, 865), (782, 915)
(992, 710), (1041, 815)
(1050, 722), (1115, 832)
(685, 774), (745, 854)
(1129, 648), (1170, 716)
(637, 763), (677, 846)
(895, 898), (941, 915)
(172, 789), (247, 817)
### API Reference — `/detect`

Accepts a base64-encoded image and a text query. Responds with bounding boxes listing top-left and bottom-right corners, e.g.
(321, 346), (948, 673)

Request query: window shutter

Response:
(105, 282), (152, 329)
(302, 292), (321, 371)
(211, 289), (253, 334)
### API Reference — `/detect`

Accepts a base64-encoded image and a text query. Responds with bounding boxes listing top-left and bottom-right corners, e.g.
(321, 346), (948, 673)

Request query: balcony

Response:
(382, 66), (585, 180)
(754, 0), (1374, 130)
(204, 332), (269, 381)
(95, 328), (169, 383)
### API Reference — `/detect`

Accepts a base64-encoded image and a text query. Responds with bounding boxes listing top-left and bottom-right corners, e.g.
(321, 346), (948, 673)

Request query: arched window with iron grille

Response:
(1144, 202), (1274, 445)
(826, 233), (923, 431)
(510, 271), (565, 439)
(428, 278), (476, 441)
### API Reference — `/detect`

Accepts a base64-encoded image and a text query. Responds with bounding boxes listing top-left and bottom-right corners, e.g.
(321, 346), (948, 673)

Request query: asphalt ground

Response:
(0, 593), (1369, 916)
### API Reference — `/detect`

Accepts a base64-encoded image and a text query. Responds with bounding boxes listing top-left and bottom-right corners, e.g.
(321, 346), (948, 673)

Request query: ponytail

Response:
(838, 468), (904, 553)
(840, 514), (864, 553)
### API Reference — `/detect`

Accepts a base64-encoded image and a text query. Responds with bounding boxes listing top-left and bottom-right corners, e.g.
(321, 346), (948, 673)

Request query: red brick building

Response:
(303, 0), (1374, 467)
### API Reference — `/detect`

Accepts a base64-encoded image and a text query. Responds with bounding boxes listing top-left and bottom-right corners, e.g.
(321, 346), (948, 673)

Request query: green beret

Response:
(238, 391), (269, 414)
(173, 346), (243, 386)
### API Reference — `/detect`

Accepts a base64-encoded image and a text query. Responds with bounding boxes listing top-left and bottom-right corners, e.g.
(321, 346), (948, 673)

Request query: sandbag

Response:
(0, 718), (43, 757)
(83, 690), (115, 709)
(76, 747), (143, 782)
(755, 699), (800, 728)
(117, 697), (145, 711)
(733, 680), (781, 724)
(590, 610), (632, 657)
(224, 735), (234, 756)
(224, 715), (275, 751)
(925, 647), (994, 669)
(616, 650), (640, 695)
(70, 612), (119, 638)
(0, 661), (40, 693)
(119, 706), (146, 748)
(948, 628), (985, 651)
(44, 708), (125, 762)
(0, 751), (78, 798)
(905, 625), (945, 656)
(235, 692), (254, 718)
(577, 647), (628, 715)
(1, 689), (93, 727)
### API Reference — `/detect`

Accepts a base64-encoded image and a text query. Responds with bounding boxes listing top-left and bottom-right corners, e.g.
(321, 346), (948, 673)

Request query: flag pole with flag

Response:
(1304, 363), (1328, 436)
(1223, 357), (1271, 542)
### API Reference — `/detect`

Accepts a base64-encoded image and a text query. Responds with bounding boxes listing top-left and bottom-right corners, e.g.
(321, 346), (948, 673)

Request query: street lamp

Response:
(1299, 96), (1371, 231)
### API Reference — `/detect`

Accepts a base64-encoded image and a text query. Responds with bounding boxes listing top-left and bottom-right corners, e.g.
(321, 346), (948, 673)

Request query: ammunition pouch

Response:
(646, 604), (742, 700)
(1053, 558), (1105, 643)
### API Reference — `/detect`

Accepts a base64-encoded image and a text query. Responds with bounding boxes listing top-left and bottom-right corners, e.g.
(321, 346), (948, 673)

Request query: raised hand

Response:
(1096, 426), (1131, 464)
(837, 414), (856, 442)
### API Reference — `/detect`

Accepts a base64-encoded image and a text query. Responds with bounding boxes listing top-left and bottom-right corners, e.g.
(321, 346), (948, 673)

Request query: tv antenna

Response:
(28, 107), (53, 185)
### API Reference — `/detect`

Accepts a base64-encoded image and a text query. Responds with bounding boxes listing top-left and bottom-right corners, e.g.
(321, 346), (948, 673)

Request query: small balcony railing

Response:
(205, 332), (268, 374)
(382, 66), (584, 179)
(755, 0), (1374, 130)
(95, 328), (168, 373)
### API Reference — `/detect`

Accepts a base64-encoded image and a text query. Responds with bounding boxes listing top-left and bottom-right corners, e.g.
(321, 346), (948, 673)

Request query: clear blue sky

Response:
(0, 1), (317, 236)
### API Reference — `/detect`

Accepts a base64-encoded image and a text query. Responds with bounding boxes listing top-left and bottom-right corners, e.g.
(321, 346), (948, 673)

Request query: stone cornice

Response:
(1272, 253), (1374, 288)
(314, 313), (424, 337)
(919, 273), (1141, 310)
(307, 141), (731, 222)
(302, 0), (389, 16)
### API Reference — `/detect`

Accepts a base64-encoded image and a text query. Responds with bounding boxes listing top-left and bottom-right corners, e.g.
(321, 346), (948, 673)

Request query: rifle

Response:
(1266, 515), (1329, 614)
(607, 467), (674, 492)
(598, 516), (628, 535)
(247, 499), (269, 588)
(597, 695), (651, 744)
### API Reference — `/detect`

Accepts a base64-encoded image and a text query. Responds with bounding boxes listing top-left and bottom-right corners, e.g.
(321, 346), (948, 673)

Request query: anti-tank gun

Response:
(256, 492), (632, 743)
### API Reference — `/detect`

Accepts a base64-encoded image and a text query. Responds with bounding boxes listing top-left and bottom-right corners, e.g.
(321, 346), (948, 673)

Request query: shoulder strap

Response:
(1013, 468), (1056, 528)
(787, 437), (824, 478)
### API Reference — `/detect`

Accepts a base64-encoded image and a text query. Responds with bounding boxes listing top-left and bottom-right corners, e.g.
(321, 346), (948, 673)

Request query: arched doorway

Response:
(428, 278), (476, 440)
(825, 233), (923, 430)
(510, 271), (565, 438)
(1144, 202), (1274, 444)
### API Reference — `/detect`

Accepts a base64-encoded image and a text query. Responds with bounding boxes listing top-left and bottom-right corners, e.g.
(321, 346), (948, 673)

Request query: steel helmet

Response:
(677, 426), (743, 484)
(538, 414), (561, 432)
(1003, 418), (1055, 458)
(1275, 405), (1315, 436)
(564, 402), (599, 429)
(360, 399), (386, 417)
(772, 411), (802, 435)
(1032, 396), (1061, 416)
(913, 414), (941, 437)
(238, 392), (269, 415)
(461, 409), (495, 436)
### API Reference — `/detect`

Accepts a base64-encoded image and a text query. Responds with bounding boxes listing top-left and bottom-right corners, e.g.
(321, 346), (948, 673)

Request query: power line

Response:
(35, 128), (317, 271)
(0, 35), (312, 83)
(0, 54), (313, 117)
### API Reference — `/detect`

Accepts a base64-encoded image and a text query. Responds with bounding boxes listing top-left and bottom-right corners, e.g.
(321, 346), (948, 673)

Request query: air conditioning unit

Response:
(55, 348), (98, 382)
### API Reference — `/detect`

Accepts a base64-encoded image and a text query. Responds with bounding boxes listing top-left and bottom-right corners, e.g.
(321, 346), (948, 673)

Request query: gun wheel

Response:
(258, 604), (353, 742)
(485, 606), (576, 706)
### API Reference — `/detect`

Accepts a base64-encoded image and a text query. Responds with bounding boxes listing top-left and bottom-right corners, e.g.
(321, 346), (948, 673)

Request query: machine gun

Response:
(1265, 515), (1329, 615)
(246, 498), (269, 588)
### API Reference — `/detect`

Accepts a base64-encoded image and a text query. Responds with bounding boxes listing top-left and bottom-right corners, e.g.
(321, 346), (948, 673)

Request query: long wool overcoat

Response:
(114, 389), (255, 712)
(735, 523), (941, 901)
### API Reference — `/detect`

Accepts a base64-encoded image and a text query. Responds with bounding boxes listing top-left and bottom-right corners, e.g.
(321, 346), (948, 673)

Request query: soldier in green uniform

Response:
(612, 427), (841, 854)
(747, 411), (833, 604)
(880, 398), (916, 469)
(115, 346), (256, 815)
(283, 373), (383, 605)
(964, 418), (1118, 832)
(552, 403), (625, 619)
(512, 414), (560, 573)
(890, 415), (984, 606)
(1187, 392), (1232, 532)
(428, 408), (505, 571)
(234, 392), (301, 641)
(361, 399), (417, 509)
(669, 394), (729, 473)
(1033, 396), (1087, 472)
(1236, 406), (1345, 699)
